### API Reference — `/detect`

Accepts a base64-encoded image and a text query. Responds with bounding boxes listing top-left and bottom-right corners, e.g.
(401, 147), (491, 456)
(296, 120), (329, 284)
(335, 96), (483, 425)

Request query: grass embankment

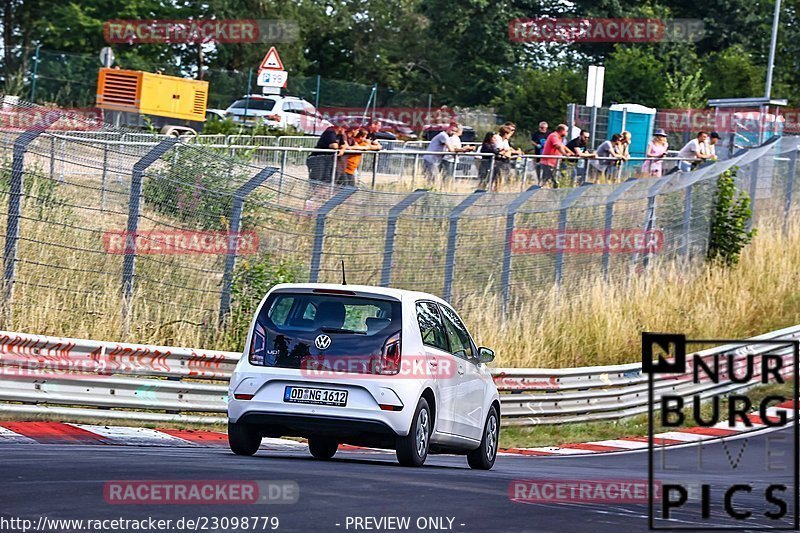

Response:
(471, 220), (800, 368)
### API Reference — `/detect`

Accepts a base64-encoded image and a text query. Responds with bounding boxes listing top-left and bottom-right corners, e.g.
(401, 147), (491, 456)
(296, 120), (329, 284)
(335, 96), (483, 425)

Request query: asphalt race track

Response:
(1, 425), (796, 533)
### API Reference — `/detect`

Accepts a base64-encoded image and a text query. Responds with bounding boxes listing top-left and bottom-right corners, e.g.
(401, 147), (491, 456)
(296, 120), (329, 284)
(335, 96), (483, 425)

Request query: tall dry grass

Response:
(468, 219), (800, 368)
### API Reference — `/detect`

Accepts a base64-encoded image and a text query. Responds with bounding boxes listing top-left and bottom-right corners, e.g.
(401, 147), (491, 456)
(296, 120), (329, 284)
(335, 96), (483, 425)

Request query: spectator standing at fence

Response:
(618, 131), (632, 162)
(540, 124), (573, 188)
(365, 121), (383, 149)
(677, 131), (714, 172)
(478, 131), (501, 189)
(590, 133), (623, 181)
(307, 123), (347, 183)
(642, 129), (669, 177)
(422, 123), (473, 181)
(705, 131), (720, 160)
(531, 121), (549, 155)
(566, 130), (597, 184)
(441, 124), (475, 179)
(492, 125), (520, 183)
(337, 129), (381, 186)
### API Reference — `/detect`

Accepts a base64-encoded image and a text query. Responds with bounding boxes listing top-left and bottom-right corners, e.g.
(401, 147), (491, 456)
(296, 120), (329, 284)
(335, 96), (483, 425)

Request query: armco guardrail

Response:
(0, 326), (798, 427)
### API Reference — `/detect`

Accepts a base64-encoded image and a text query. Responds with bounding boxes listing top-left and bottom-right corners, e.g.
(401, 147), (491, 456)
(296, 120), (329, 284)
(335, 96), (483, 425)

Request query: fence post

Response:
(380, 189), (427, 287)
(681, 183), (693, 257)
(442, 190), (486, 302)
(601, 178), (639, 281)
(500, 185), (540, 316)
(747, 160), (759, 232)
(554, 184), (593, 286)
(589, 106), (598, 150)
(3, 128), (51, 324)
(101, 141), (109, 212)
(49, 136), (55, 180)
(121, 138), (179, 322)
(638, 177), (670, 270)
(219, 167), (278, 325)
(308, 187), (357, 283)
(783, 149), (797, 235)
(371, 150), (379, 189)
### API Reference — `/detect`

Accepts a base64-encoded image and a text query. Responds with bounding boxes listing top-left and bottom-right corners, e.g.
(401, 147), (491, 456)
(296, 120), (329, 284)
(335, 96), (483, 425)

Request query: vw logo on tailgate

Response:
(314, 334), (332, 350)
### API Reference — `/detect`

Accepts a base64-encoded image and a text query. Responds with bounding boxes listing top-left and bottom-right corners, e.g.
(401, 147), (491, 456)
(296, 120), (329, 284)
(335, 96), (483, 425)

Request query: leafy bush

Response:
(707, 168), (756, 266)
(227, 254), (303, 347)
(143, 148), (274, 231)
(0, 159), (70, 222)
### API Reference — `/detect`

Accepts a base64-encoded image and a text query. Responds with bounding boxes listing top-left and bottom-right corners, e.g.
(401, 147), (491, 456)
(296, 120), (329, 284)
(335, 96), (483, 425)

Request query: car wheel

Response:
(396, 397), (431, 467)
(467, 407), (499, 470)
(308, 436), (338, 460)
(228, 421), (261, 456)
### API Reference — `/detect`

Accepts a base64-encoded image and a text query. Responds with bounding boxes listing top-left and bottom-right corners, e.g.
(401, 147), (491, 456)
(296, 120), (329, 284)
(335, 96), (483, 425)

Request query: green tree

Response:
(491, 67), (584, 130)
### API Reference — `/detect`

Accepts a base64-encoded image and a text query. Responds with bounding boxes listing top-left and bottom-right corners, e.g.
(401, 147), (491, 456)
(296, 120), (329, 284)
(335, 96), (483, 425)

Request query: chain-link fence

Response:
(0, 98), (797, 352)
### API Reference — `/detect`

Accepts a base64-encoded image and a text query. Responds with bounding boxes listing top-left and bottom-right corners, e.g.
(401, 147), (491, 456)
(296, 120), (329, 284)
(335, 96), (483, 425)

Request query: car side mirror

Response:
(478, 347), (495, 364)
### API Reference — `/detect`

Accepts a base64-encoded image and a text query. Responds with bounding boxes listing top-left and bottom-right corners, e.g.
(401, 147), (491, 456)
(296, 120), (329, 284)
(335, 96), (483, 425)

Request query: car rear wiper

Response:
(321, 327), (366, 335)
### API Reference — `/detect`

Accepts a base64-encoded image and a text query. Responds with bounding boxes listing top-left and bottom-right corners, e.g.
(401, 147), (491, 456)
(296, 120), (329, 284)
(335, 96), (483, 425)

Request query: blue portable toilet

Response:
(607, 103), (656, 158)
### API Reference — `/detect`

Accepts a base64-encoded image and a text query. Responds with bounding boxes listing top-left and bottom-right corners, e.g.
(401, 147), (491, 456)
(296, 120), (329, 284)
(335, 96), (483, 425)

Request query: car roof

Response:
(269, 283), (450, 306)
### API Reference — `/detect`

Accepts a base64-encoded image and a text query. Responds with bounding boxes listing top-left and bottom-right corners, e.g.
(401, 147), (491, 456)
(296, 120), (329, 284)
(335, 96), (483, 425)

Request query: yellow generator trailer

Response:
(96, 68), (209, 135)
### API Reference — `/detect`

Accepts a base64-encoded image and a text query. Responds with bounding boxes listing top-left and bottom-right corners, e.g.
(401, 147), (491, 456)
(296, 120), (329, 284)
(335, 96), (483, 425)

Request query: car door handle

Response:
(428, 360), (438, 367)
(457, 367), (465, 376)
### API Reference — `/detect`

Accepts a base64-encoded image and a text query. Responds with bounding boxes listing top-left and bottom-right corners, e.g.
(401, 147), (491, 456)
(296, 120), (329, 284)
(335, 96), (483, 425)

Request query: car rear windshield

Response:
(229, 98), (276, 111)
(249, 291), (402, 372)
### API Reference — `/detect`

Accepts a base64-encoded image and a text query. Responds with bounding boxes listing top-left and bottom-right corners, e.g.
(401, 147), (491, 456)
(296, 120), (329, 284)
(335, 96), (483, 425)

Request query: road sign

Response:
(99, 47), (115, 68)
(257, 69), (288, 88)
(259, 47), (284, 71)
(585, 65), (605, 108)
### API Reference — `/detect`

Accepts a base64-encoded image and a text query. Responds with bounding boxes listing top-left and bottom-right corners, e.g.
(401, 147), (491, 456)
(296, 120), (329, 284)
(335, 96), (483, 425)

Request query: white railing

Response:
(1, 325), (797, 427)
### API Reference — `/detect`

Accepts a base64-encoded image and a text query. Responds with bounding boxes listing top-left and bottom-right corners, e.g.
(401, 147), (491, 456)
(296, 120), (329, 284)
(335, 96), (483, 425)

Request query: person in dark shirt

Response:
(308, 124), (347, 183)
(477, 131), (501, 189)
(565, 130), (596, 184)
(530, 121), (549, 155)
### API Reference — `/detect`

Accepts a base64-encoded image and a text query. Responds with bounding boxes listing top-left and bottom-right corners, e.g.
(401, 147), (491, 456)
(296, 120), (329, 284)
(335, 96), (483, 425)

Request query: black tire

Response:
(308, 436), (338, 460)
(228, 421), (261, 456)
(396, 397), (431, 467)
(467, 406), (499, 470)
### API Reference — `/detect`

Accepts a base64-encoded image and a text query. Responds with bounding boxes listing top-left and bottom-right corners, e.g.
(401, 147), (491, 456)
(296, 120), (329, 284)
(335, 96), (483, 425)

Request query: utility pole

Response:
(765, 0), (781, 98)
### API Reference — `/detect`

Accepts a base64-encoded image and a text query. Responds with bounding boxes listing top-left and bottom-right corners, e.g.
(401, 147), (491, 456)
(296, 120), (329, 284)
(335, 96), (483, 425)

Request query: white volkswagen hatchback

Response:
(227, 283), (501, 469)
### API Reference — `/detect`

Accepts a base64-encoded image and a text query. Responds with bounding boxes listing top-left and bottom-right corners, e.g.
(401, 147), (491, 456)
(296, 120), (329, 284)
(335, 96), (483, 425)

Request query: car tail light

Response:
(266, 114), (281, 121)
(234, 393), (254, 400)
(378, 332), (401, 375)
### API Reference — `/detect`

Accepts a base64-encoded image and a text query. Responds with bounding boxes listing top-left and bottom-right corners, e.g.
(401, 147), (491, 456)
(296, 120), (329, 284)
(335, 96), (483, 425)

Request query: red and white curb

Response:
(500, 401), (796, 457)
(0, 400), (793, 456)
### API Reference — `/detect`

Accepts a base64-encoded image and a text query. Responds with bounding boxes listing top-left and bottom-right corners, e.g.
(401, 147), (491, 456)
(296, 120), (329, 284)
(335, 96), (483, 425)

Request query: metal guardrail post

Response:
(3, 128), (52, 324)
(783, 149), (797, 235)
(601, 178), (638, 281)
(747, 160), (760, 232)
(681, 183), (693, 257)
(49, 136), (55, 180)
(219, 167), (278, 325)
(121, 138), (179, 321)
(308, 187), (357, 283)
(554, 184), (593, 286)
(639, 177), (670, 269)
(442, 190), (486, 302)
(380, 189), (427, 287)
(329, 152), (338, 191)
(501, 186), (541, 316)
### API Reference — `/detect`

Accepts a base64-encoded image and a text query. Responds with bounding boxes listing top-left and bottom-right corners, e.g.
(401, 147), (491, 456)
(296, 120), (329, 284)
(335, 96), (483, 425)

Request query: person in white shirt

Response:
(422, 124), (474, 180)
(677, 131), (714, 172)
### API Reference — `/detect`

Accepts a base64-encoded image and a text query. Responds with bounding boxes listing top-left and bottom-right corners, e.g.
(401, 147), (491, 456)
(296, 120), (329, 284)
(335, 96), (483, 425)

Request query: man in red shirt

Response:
(539, 124), (574, 188)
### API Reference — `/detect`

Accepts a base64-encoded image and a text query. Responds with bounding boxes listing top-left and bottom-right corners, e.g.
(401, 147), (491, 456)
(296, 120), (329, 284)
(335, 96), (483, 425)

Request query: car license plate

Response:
(283, 386), (348, 407)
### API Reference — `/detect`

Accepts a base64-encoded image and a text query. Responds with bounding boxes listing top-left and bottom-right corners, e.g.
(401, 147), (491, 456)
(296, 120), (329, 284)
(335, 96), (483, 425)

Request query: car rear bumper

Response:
(236, 411), (398, 439)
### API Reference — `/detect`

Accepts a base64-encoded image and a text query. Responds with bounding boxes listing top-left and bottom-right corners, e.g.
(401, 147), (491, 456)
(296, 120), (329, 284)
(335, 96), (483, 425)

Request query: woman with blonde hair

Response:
(642, 129), (669, 177)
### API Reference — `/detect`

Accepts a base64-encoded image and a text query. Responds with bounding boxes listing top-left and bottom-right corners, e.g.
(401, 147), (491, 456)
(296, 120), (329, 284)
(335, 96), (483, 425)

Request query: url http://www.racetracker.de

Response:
(0, 515), (282, 532)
